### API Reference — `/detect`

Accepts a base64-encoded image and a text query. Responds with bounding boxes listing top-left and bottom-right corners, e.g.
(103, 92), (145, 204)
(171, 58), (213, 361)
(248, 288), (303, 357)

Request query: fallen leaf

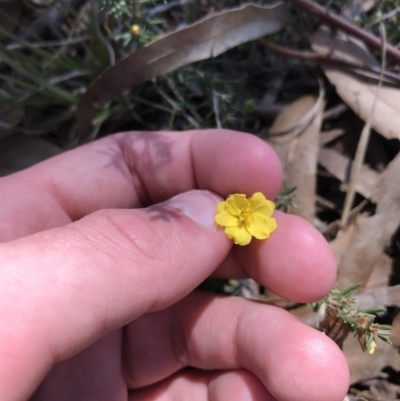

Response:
(337, 153), (400, 291)
(267, 95), (324, 222)
(76, 3), (288, 138)
(355, 285), (400, 309)
(318, 147), (379, 199)
(319, 128), (345, 146)
(390, 309), (400, 347)
(343, 334), (400, 384)
(311, 28), (400, 140)
(329, 222), (356, 265)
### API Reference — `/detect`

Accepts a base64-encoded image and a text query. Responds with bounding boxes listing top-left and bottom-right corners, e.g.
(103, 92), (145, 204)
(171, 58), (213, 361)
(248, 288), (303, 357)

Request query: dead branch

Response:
(285, 0), (400, 64)
(258, 39), (400, 85)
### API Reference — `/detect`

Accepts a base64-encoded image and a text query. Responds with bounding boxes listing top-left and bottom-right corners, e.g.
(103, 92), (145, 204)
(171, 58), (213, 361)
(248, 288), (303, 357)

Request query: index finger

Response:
(0, 129), (282, 239)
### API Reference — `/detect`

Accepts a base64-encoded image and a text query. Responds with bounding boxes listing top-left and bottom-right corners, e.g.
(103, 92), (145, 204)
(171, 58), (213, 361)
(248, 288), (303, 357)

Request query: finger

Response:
(129, 370), (276, 401)
(124, 291), (349, 401)
(0, 130), (282, 241)
(30, 331), (125, 401)
(213, 211), (337, 302)
(0, 191), (231, 401)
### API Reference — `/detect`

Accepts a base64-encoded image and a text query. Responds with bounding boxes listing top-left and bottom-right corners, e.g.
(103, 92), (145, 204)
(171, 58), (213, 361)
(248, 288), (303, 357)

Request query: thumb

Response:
(0, 190), (230, 401)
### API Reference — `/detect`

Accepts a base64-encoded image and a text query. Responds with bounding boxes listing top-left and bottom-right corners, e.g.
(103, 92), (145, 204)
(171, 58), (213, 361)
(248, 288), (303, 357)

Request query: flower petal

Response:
(249, 192), (275, 216)
(225, 194), (248, 216)
(215, 210), (238, 227)
(216, 200), (227, 213)
(367, 340), (377, 354)
(225, 226), (252, 246)
(246, 213), (277, 239)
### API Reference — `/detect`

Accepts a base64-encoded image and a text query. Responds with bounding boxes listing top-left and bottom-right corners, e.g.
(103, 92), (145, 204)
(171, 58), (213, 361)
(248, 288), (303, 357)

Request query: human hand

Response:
(0, 130), (349, 401)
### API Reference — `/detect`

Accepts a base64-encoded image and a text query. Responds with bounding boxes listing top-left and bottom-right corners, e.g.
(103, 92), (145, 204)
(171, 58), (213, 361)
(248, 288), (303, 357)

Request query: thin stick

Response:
(285, 0), (400, 64)
(258, 39), (400, 85)
(151, 78), (201, 129)
(212, 90), (222, 129)
(340, 25), (386, 227)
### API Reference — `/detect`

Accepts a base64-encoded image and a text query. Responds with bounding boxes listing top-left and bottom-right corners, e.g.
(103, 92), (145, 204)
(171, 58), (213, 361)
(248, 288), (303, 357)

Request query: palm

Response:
(31, 330), (125, 400)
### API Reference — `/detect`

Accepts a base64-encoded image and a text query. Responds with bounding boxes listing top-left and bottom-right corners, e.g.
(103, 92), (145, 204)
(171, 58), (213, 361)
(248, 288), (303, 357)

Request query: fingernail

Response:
(168, 190), (222, 231)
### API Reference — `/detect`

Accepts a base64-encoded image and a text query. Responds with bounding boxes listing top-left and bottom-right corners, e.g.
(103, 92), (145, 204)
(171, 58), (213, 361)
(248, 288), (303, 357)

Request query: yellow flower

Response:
(215, 192), (277, 246)
(367, 339), (377, 355)
(131, 24), (141, 36)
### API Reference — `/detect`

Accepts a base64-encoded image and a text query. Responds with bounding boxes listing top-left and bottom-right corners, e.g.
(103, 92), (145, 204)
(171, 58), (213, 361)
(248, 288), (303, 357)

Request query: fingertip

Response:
(240, 211), (337, 302)
(269, 327), (350, 401)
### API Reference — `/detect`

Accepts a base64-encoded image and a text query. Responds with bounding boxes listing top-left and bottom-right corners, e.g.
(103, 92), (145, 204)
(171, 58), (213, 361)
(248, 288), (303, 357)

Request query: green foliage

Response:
(275, 187), (298, 213)
(315, 284), (392, 354)
(100, 0), (136, 18)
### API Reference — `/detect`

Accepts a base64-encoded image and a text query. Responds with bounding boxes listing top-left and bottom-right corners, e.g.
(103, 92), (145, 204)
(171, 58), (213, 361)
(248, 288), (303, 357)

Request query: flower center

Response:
(238, 207), (252, 227)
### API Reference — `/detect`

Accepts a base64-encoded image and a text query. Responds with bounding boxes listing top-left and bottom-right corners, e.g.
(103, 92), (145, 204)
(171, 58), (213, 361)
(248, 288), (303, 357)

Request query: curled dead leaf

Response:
(311, 28), (400, 140)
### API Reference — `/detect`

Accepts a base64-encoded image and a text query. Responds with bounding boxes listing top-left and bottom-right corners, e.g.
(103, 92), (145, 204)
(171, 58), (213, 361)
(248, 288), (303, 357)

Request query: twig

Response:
(321, 199), (369, 238)
(323, 104), (348, 120)
(151, 78), (200, 129)
(212, 90), (222, 129)
(367, 6), (400, 29)
(145, 0), (195, 18)
(316, 195), (336, 210)
(285, 0), (400, 64)
(340, 24), (386, 227)
(130, 94), (173, 113)
(258, 39), (400, 85)
(165, 75), (202, 124)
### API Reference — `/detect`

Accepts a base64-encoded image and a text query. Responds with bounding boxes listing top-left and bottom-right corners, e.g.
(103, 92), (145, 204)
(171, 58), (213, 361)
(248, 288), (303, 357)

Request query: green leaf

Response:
(378, 324), (392, 331)
(359, 307), (386, 314)
(0, 45), (77, 104)
(337, 313), (355, 324)
(377, 334), (392, 344)
(340, 283), (362, 297)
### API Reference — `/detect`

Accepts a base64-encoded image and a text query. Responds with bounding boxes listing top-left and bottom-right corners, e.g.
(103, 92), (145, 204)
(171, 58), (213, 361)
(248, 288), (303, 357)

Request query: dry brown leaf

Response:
(337, 153), (400, 291)
(318, 148), (379, 199)
(329, 222), (357, 265)
(319, 129), (345, 146)
(267, 95), (324, 222)
(390, 309), (400, 347)
(311, 29), (400, 140)
(343, 334), (400, 384)
(76, 3), (288, 138)
(355, 285), (400, 309)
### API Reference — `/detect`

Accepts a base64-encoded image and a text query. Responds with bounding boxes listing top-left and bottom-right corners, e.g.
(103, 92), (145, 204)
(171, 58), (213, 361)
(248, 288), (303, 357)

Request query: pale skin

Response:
(0, 129), (349, 401)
